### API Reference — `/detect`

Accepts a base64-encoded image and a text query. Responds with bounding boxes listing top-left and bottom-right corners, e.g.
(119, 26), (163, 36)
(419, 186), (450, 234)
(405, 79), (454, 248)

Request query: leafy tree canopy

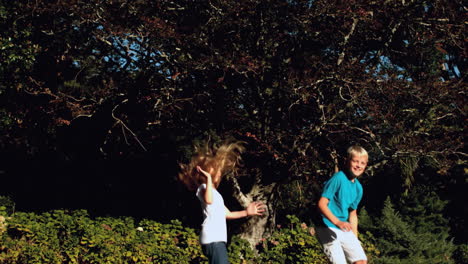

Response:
(0, 0), (466, 250)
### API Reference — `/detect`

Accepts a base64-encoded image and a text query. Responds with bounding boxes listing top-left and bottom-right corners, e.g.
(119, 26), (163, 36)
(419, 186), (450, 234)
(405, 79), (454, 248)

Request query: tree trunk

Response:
(226, 168), (277, 248)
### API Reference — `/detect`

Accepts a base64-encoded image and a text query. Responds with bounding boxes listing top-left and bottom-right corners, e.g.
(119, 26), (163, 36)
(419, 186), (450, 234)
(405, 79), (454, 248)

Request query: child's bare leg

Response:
(353, 260), (367, 264)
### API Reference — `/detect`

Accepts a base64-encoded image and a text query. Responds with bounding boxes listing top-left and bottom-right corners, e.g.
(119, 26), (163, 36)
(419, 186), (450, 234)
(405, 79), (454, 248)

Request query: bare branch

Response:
(337, 17), (359, 66)
(111, 99), (148, 152)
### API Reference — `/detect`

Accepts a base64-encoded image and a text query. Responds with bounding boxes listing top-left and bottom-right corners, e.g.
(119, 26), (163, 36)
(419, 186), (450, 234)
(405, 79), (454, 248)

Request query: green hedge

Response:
(0, 210), (205, 264)
(0, 209), (378, 263)
(255, 215), (329, 264)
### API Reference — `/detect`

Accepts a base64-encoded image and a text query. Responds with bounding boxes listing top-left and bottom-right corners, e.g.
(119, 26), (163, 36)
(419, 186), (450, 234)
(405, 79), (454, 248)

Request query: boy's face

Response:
(348, 154), (368, 177)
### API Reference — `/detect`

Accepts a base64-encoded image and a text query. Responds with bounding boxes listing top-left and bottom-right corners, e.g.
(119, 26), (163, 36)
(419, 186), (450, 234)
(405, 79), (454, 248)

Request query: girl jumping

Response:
(179, 139), (265, 264)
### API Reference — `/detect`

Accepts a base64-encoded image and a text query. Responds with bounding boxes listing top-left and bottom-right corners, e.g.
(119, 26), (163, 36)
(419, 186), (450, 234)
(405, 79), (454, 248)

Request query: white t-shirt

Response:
(196, 184), (227, 244)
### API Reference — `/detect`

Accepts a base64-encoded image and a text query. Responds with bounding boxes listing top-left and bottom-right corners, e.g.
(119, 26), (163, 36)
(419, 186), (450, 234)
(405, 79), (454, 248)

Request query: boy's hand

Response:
(246, 202), (266, 216)
(335, 221), (353, 232)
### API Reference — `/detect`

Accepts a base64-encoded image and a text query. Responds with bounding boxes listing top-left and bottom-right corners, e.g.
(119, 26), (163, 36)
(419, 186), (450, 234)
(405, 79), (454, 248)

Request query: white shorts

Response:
(316, 227), (367, 264)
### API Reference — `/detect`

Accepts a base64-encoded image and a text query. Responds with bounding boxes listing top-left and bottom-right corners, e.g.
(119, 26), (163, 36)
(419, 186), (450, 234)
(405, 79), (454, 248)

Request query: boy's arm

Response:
(225, 202), (265, 220)
(318, 197), (353, 232)
(349, 209), (358, 236)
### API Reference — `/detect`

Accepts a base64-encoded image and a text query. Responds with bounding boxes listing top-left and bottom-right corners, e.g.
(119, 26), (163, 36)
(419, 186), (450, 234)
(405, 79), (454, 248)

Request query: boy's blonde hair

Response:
(347, 145), (368, 160)
(178, 139), (245, 191)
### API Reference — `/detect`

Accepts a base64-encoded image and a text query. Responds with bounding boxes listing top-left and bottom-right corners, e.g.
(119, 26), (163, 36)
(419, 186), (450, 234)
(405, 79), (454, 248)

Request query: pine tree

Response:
(375, 197), (414, 264)
(364, 193), (456, 264)
(398, 186), (456, 264)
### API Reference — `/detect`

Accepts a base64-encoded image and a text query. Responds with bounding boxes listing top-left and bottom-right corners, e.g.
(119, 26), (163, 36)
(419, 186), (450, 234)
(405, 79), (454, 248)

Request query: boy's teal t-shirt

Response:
(321, 171), (363, 228)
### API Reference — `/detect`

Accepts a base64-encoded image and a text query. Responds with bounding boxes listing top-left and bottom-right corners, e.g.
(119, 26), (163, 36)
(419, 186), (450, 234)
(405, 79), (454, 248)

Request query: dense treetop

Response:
(0, 0), (466, 253)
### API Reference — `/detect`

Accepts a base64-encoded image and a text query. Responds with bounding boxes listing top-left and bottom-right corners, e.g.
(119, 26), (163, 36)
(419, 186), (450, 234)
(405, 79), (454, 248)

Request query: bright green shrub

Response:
(228, 235), (256, 264)
(256, 215), (328, 264)
(0, 210), (206, 264)
(359, 230), (381, 264)
(0, 209), (380, 263)
(138, 218), (206, 264)
(0, 196), (14, 216)
(0, 211), (70, 263)
(254, 215), (379, 264)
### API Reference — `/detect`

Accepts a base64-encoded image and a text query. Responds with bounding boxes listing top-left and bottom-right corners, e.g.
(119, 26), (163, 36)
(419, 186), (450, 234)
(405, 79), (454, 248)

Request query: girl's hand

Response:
(197, 166), (212, 180)
(246, 201), (266, 216)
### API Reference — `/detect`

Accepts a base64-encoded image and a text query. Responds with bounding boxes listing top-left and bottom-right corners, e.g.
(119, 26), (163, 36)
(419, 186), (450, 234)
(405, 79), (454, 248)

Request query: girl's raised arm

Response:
(197, 166), (213, 204)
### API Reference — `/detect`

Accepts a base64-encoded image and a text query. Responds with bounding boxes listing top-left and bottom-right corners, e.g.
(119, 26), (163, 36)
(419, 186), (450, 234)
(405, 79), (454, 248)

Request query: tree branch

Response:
(337, 17), (359, 66)
(111, 99), (148, 152)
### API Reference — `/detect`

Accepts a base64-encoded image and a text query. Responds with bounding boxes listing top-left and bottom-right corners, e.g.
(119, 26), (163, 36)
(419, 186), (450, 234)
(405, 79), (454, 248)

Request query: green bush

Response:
(256, 215), (328, 264)
(453, 244), (468, 264)
(228, 235), (256, 264)
(254, 215), (380, 264)
(0, 196), (14, 216)
(0, 209), (381, 263)
(0, 210), (206, 264)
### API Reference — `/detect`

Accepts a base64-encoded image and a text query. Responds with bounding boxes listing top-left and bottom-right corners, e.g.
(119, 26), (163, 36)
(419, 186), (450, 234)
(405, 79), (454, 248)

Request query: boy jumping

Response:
(317, 146), (368, 264)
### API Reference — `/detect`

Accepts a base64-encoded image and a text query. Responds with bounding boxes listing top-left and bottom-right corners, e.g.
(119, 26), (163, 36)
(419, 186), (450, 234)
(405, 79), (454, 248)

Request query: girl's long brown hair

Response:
(178, 139), (245, 191)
